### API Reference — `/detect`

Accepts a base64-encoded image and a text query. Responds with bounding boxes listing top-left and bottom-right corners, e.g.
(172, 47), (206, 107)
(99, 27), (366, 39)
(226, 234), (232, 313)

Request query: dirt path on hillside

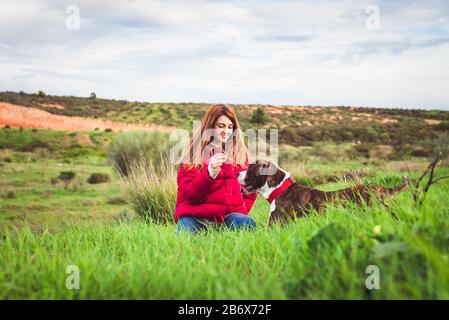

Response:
(0, 103), (174, 132)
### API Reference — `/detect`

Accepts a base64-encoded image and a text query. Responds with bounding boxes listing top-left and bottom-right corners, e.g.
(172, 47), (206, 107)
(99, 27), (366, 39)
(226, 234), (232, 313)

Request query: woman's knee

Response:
(224, 213), (256, 230)
(176, 216), (204, 234)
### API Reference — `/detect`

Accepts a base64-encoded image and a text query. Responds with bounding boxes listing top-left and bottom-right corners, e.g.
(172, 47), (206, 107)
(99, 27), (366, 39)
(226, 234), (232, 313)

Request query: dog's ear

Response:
(266, 165), (286, 188)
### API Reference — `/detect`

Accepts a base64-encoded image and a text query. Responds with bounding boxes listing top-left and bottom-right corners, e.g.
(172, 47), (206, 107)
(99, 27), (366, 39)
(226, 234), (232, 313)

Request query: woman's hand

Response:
(207, 152), (227, 179)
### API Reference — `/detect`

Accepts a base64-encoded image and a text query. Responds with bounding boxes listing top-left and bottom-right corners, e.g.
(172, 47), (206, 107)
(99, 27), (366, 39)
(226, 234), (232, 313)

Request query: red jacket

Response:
(174, 157), (257, 223)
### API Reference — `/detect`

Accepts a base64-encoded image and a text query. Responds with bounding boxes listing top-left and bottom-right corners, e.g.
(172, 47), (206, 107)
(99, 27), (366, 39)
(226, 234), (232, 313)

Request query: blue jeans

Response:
(176, 212), (256, 234)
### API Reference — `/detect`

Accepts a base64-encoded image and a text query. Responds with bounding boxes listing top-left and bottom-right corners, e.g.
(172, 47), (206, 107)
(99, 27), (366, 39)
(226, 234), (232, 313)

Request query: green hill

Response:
(1, 91), (449, 160)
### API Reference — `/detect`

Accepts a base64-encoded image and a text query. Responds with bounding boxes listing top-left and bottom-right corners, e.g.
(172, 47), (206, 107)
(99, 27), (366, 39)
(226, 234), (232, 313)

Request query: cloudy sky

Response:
(1, 0), (449, 110)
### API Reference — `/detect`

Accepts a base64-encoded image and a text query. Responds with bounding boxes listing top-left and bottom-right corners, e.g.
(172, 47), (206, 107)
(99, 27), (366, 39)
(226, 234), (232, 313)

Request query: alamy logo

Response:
(65, 265), (80, 290)
(365, 265), (380, 290)
(65, 5), (80, 30)
(366, 5), (380, 30)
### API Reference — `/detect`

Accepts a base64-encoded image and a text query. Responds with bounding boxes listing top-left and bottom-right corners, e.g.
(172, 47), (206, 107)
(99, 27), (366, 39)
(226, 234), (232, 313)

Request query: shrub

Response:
(17, 140), (50, 152)
(87, 173), (110, 184)
(119, 156), (176, 224)
(108, 131), (172, 177)
(251, 107), (268, 125)
(37, 90), (46, 97)
(57, 170), (76, 189)
(6, 191), (16, 199)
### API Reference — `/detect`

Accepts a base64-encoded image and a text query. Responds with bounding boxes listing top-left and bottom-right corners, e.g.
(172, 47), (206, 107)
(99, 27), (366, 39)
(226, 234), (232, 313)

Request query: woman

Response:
(174, 104), (257, 233)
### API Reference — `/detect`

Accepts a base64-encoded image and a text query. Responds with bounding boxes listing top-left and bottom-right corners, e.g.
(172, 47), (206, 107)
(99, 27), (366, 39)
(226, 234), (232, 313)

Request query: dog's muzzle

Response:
(238, 170), (257, 194)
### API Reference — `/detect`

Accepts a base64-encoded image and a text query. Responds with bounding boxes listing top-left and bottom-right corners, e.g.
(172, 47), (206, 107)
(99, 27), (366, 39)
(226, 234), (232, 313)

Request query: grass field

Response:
(1, 127), (449, 299)
(1, 181), (449, 299)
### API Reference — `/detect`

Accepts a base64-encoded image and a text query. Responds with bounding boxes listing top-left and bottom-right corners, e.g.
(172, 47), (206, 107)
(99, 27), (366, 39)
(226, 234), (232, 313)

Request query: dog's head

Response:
(237, 160), (286, 194)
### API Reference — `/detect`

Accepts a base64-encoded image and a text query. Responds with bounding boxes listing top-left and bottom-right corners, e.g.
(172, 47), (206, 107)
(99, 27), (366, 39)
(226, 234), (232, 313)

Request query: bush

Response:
(119, 156), (176, 224)
(251, 107), (268, 125)
(57, 170), (76, 189)
(17, 140), (50, 152)
(108, 131), (172, 177)
(6, 191), (16, 199)
(87, 173), (110, 184)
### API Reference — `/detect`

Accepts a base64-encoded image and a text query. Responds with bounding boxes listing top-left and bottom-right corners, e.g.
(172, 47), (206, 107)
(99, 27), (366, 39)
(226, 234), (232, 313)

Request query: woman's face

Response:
(213, 115), (234, 144)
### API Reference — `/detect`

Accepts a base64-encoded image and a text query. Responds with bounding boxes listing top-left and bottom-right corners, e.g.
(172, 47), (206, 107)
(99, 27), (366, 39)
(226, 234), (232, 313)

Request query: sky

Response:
(1, 0), (449, 110)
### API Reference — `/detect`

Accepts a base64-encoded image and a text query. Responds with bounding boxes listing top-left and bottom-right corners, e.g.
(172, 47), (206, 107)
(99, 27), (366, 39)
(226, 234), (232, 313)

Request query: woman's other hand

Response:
(207, 152), (227, 179)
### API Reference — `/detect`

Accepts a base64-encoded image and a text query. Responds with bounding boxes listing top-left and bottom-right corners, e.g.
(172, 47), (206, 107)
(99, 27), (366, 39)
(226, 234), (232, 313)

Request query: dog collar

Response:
(267, 176), (295, 203)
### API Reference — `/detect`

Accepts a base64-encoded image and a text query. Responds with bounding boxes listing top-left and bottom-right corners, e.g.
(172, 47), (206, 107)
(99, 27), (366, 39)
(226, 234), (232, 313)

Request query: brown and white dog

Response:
(237, 160), (410, 225)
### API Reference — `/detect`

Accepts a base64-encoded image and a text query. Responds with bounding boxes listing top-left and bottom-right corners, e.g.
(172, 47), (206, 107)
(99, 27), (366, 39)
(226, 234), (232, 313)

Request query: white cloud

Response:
(0, 0), (448, 109)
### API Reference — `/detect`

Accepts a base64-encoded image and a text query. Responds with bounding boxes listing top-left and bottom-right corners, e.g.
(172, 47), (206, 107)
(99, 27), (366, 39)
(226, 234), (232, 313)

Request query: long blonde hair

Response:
(178, 104), (249, 170)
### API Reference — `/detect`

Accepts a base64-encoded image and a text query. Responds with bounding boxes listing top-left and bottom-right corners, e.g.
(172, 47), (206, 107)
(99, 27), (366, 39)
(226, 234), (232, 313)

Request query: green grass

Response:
(1, 126), (449, 299)
(0, 127), (114, 159)
(0, 155), (127, 230)
(1, 163), (449, 299)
